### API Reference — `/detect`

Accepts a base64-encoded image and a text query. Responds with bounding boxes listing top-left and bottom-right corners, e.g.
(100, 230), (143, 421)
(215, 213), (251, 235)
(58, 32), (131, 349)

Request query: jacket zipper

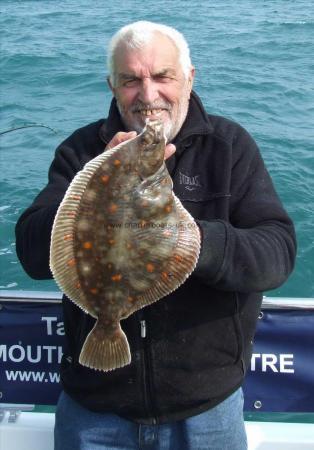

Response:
(140, 320), (147, 338)
(138, 311), (158, 424)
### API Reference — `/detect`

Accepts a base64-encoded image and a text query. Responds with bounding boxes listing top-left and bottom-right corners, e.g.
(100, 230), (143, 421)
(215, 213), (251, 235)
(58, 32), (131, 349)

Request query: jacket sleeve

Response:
(193, 126), (297, 293)
(15, 141), (84, 280)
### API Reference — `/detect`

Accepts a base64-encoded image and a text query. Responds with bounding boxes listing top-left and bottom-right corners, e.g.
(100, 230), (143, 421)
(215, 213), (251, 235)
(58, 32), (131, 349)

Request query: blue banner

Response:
(1, 301), (313, 412)
(0, 301), (63, 404)
(243, 309), (314, 412)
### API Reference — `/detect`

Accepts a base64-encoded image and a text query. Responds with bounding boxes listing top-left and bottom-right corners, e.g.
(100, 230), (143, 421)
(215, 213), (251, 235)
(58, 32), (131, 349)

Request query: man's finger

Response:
(164, 143), (176, 160)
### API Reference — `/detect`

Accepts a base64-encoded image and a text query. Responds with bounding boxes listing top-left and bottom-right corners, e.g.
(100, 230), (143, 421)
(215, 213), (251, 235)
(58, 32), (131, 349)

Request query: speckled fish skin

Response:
(50, 120), (201, 372)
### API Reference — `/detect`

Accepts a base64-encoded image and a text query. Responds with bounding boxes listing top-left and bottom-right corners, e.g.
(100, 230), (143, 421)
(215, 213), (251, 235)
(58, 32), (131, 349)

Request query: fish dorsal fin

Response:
(49, 138), (137, 315)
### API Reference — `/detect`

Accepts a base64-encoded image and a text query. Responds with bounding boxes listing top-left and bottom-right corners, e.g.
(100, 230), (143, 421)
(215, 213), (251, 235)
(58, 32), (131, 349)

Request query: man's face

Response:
(108, 32), (194, 141)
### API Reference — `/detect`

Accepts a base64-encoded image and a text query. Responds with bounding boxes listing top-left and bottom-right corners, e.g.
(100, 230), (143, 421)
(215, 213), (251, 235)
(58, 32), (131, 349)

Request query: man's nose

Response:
(139, 78), (159, 104)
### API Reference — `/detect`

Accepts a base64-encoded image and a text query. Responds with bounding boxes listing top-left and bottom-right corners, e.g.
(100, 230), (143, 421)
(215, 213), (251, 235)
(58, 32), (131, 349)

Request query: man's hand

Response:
(105, 131), (176, 160)
(105, 131), (137, 150)
(165, 143), (176, 160)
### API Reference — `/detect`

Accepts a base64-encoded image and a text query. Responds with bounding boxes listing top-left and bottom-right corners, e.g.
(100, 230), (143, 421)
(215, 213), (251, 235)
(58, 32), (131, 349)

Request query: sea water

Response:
(1, 0), (313, 297)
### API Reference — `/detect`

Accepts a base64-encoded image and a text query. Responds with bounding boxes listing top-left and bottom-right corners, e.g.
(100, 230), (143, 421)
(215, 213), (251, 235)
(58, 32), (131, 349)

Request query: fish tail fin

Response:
(79, 320), (131, 371)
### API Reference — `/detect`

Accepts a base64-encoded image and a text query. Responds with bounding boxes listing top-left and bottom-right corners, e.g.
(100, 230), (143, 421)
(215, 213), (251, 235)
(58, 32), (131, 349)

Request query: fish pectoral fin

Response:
(79, 320), (131, 371)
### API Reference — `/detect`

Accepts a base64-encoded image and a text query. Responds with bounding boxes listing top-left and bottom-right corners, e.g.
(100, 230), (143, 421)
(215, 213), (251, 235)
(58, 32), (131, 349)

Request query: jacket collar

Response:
(99, 90), (213, 145)
(99, 99), (126, 144)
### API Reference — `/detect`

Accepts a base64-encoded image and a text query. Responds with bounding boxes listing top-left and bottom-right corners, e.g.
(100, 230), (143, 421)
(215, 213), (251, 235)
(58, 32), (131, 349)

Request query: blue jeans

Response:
(54, 388), (247, 450)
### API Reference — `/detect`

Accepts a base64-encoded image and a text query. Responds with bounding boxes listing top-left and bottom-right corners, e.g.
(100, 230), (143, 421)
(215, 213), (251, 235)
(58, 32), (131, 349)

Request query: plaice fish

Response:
(50, 120), (201, 371)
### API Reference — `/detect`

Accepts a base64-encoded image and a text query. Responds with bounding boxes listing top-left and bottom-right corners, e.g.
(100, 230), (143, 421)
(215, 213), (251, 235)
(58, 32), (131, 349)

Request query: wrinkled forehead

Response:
(113, 32), (181, 76)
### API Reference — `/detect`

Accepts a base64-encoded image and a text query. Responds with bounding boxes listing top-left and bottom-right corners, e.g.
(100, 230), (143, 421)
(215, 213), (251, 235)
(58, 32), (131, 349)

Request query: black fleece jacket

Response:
(15, 91), (296, 424)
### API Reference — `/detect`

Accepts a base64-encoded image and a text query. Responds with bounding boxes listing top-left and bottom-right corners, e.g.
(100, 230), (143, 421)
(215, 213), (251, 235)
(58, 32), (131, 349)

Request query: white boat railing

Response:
(0, 290), (313, 309)
(0, 289), (313, 450)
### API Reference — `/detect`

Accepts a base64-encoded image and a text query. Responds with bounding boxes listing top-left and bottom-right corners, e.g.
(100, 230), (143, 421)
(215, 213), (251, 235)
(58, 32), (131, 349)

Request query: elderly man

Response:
(16, 21), (296, 450)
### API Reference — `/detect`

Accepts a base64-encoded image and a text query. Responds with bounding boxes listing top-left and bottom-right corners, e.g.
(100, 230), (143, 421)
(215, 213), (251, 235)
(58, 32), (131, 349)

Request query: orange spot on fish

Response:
(164, 205), (172, 213)
(127, 296), (135, 303)
(126, 242), (132, 249)
(113, 159), (121, 167)
(174, 254), (183, 263)
(67, 258), (76, 267)
(90, 288), (98, 294)
(67, 212), (76, 217)
(111, 274), (122, 282)
(108, 239), (115, 245)
(70, 195), (81, 200)
(64, 234), (73, 241)
(76, 282), (81, 289)
(108, 203), (118, 214)
(83, 241), (92, 249)
(146, 263), (155, 273)
(101, 175), (110, 184)
(161, 271), (169, 280)
(140, 220), (147, 227)
(163, 229), (172, 237)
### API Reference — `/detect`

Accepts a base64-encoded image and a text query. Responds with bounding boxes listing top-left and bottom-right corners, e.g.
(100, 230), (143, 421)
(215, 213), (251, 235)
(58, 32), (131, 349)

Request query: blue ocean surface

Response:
(1, 0), (313, 297)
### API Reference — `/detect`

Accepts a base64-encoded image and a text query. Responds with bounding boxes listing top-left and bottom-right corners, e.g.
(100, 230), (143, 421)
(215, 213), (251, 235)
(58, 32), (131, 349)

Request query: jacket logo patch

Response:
(179, 172), (202, 191)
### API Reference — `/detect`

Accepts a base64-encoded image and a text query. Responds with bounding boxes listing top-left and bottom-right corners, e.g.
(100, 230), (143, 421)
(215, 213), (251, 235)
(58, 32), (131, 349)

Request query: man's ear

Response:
(187, 66), (195, 99)
(189, 66), (195, 89)
(107, 76), (115, 96)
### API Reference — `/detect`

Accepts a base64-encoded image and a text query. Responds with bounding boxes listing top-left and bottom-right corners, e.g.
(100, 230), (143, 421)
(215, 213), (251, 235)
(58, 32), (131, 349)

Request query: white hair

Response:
(107, 21), (192, 86)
